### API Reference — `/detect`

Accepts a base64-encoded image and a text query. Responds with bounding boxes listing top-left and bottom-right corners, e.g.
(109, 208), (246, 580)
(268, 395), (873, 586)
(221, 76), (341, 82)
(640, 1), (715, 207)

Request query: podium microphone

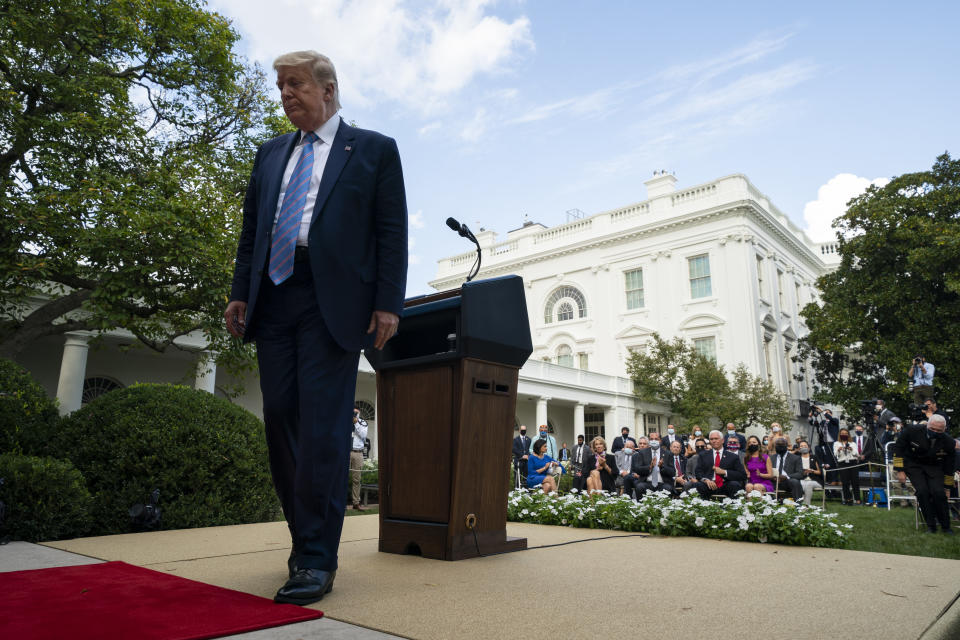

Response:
(445, 217), (482, 282)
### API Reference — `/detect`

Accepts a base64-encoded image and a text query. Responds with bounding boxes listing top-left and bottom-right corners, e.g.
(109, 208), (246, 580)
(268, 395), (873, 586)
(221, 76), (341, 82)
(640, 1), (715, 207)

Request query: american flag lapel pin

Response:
(344, 145), (352, 151)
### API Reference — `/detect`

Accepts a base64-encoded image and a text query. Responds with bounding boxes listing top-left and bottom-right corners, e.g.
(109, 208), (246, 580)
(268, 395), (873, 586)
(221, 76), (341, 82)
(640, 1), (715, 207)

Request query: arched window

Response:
(355, 400), (376, 421)
(556, 345), (574, 368)
(82, 377), (123, 405)
(543, 286), (587, 324)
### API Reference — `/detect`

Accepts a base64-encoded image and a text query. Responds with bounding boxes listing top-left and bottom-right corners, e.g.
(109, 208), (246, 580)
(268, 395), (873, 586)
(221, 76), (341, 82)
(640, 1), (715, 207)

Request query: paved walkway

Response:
(4, 516), (959, 639)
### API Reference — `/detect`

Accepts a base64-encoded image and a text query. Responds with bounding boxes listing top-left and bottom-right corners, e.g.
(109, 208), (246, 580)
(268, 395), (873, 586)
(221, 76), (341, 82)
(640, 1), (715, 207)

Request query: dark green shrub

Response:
(0, 359), (59, 454)
(52, 383), (279, 534)
(0, 453), (93, 542)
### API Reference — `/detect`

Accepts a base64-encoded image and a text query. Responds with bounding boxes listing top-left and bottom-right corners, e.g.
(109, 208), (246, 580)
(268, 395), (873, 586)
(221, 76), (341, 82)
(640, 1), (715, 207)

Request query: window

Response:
(756, 256), (765, 298)
(646, 414), (661, 429)
(556, 345), (574, 367)
(625, 268), (644, 309)
(584, 425), (601, 442)
(355, 400), (376, 421)
(578, 353), (589, 370)
(693, 337), (717, 361)
(543, 286), (587, 323)
(777, 270), (785, 308)
(82, 377), (123, 405)
(688, 254), (712, 298)
(795, 282), (802, 309)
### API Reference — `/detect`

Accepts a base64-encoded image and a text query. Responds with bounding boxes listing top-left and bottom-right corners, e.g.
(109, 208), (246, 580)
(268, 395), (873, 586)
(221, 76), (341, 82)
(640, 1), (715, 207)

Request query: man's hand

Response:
(522, 454), (528, 460)
(367, 310), (399, 349)
(715, 467), (726, 476)
(704, 479), (717, 490)
(224, 301), (247, 338)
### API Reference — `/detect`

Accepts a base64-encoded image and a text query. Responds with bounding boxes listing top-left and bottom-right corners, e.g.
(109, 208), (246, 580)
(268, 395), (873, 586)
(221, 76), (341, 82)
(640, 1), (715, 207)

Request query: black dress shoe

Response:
(924, 527), (938, 534)
(943, 529), (955, 535)
(274, 568), (335, 605)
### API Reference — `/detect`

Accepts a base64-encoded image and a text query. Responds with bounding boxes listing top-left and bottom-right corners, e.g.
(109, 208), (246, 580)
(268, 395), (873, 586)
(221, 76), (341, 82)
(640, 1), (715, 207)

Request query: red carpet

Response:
(0, 561), (322, 640)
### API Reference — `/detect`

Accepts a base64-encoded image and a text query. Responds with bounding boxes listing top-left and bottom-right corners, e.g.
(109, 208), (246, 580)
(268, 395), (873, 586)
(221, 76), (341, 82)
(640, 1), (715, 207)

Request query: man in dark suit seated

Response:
(224, 50), (407, 606)
(770, 437), (804, 501)
(631, 437), (676, 497)
(694, 430), (746, 498)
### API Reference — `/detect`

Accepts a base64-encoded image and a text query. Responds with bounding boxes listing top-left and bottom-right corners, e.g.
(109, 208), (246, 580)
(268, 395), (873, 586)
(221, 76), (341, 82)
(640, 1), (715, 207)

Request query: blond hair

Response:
(273, 50), (341, 110)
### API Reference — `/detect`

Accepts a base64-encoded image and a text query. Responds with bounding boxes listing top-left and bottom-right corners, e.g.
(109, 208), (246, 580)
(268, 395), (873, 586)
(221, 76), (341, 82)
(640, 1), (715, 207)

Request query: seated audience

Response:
(743, 435), (774, 494)
(667, 439), (695, 495)
(585, 436), (620, 493)
(527, 439), (564, 490)
(694, 430), (747, 498)
(615, 440), (638, 495)
(771, 437), (804, 501)
(632, 436), (673, 497)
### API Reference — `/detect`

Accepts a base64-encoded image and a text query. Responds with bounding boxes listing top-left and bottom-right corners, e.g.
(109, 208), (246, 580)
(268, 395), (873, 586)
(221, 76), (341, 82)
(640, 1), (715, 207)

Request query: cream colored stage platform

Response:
(45, 516), (960, 640)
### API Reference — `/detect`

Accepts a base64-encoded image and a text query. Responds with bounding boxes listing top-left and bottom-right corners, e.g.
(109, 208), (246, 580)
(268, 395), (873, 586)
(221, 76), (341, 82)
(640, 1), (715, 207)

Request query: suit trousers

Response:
(254, 261), (361, 572)
(905, 462), (951, 530)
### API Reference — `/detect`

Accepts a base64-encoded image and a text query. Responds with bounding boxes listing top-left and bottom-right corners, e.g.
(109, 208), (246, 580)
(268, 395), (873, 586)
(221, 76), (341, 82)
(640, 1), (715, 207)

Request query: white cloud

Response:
(408, 236), (420, 264)
(409, 210), (425, 229)
(803, 173), (890, 242)
(212, 0), (532, 113)
(418, 122), (442, 136)
(460, 107), (489, 142)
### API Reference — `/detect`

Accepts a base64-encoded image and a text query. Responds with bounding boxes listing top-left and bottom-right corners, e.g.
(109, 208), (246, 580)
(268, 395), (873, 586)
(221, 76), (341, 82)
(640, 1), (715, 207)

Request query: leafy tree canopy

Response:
(798, 153), (960, 421)
(626, 333), (791, 430)
(0, 0), (277, 373)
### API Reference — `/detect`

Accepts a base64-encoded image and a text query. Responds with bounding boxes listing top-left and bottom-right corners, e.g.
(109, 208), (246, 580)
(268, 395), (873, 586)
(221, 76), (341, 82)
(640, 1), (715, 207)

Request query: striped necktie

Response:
(269, 131), (319, 284)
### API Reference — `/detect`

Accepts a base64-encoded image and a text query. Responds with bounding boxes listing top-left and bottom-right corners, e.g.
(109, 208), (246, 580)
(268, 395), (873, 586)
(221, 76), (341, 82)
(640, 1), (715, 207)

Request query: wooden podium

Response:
(367, 275), (533, 560)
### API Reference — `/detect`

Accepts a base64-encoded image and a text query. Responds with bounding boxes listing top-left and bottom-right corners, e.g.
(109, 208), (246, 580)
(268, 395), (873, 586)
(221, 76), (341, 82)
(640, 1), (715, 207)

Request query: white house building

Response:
(429, 172), (841, 448)
(14, 171), (840, 458)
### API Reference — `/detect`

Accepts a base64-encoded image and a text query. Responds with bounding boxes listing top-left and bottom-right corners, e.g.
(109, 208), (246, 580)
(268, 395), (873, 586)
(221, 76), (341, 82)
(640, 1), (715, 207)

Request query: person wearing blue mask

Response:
(528, 424), (557, 459)
(893, 414), (955, 534)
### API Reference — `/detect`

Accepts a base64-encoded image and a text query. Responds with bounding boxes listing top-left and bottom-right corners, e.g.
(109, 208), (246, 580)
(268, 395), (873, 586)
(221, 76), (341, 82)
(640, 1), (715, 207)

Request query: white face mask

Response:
(875, 404), (882, 412)
(667, 428), (675, 435)
(650, 441), (660, 450)
(694, 431), (702, 436)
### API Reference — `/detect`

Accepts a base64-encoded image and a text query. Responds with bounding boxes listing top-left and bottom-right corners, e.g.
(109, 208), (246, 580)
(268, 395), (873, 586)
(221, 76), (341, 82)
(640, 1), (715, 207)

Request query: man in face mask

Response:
(874, 399), (898, 440)
(616, 440), (638, 497)
(571, 434), (589, 492)
(772, 437), (804, 501)
(724, 423), (746, 452)
(529, 424), (557, 459)
(631, 434), (674, 497)
(852, 423), (875, 466)
(512, 426), (531, 488)
(663, 424), (683, 449)
(893, 414), (955, 534)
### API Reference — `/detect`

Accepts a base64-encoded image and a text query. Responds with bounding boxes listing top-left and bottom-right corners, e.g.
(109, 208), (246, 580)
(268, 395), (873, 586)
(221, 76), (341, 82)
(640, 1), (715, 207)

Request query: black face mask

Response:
(747, 444), (759, 452)
(520, 432), (526, 436)
(775, 445), (788, 455)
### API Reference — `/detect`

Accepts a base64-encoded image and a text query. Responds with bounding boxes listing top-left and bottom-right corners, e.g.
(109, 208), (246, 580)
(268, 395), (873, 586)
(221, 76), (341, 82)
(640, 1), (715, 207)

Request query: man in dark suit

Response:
(631, 439), (676, 497)
(770, 437), (804, 501)
(224, 51), (407, 605)
(662, 424), (684, 450)
(571, 434), (589, 492)
(611, 427), (637, 453)
(694, 430), (747, 498)
(723, 423), (747, 451)
(512, 426), (531, 488)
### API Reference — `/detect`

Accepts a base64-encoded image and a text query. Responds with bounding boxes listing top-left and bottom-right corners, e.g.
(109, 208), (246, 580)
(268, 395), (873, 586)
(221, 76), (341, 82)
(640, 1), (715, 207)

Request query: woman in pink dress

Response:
(743, 435), (774, 494)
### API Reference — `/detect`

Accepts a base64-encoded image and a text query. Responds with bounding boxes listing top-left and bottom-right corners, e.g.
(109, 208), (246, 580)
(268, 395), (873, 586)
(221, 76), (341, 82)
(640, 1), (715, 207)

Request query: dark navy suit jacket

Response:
(230, 117), (408, 351)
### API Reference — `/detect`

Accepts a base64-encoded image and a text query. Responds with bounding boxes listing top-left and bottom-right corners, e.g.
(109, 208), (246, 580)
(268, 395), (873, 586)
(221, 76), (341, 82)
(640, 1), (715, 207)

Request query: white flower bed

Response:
(507, 489), (851, 548)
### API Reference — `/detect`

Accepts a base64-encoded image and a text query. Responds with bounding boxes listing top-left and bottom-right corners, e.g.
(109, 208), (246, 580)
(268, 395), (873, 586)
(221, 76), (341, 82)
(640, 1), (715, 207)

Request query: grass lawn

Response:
(345, 505), (378, 517)
(823, 500), (959, 560)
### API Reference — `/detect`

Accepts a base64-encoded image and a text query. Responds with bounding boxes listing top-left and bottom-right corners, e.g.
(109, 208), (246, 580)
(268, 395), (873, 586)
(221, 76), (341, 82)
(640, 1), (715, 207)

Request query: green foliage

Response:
(798, 153), (960, 421)
(507, 489), (850, 548)
(45, 383), (279, 534)
(719, 363), (792, 430)
(0, 453), (93, 542)
(0, 358), (58, 454)
(626, 333), (790, 428)
(0, 0), (279, 381)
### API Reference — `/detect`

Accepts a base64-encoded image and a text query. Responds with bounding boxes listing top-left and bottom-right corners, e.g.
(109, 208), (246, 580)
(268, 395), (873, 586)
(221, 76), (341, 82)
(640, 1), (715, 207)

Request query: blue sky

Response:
(210, 0), (960, 296)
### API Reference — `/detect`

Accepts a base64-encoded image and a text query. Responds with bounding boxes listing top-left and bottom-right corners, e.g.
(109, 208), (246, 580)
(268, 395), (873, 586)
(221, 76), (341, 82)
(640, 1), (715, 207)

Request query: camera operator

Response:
(808, 405), (839, 446)
(893, 414), (955, 534)
(923, 399), (950, 431)
(909, 355), (935, 404)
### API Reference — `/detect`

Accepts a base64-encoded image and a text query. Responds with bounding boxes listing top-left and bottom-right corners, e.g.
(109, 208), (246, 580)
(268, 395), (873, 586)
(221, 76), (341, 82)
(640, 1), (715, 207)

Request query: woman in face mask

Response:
(833, 427), (860, 505)
(765, 424), (790, 455)
(796, 439), (823, 506)
(743, 435), (773, 495)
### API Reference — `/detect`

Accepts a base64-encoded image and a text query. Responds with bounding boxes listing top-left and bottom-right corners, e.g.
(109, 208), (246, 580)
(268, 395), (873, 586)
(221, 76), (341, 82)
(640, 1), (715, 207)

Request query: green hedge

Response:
(0, 359), (59, 454)
(49, 384), (280, 534)
(0, 453), (93, 542)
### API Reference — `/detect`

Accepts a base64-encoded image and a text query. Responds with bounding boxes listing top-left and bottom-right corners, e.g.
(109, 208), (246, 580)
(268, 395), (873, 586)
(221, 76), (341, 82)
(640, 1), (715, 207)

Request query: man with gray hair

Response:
(225, 50), (408, 603)
(893, 414), (955, 534)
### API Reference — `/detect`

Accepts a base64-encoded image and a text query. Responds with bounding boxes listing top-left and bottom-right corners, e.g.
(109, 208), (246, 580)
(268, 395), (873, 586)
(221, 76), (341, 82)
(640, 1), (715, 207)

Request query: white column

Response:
(536, 397), (550, 429)
(56, 332), (90, 415)
(603, 406), (618, 443)
(573, 403), (585, 439)
(194, 350), (217, 394)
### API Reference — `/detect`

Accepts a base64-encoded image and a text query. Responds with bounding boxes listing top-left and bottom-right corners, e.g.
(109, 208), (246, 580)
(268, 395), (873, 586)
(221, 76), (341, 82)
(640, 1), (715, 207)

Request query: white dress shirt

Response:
(272, 114), (341, 247)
